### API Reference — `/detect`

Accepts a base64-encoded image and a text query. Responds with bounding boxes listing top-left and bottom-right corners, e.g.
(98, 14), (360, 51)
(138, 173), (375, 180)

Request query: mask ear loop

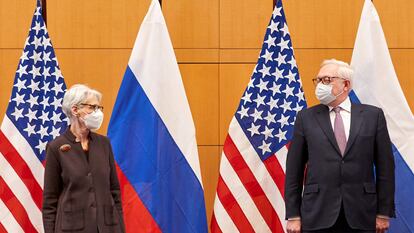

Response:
(334, 89), (345, 98)
(334, 79), (349, 98)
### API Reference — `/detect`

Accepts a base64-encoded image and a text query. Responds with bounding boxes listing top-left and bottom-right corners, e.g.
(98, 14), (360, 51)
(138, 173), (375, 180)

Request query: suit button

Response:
(87, 172), (92, 176)
(89, 187), (95, 192)
(341, 160), (344, 164)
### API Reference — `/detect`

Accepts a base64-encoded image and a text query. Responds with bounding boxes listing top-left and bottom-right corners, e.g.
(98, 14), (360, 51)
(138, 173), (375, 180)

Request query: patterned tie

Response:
(333, 107), (347, 155)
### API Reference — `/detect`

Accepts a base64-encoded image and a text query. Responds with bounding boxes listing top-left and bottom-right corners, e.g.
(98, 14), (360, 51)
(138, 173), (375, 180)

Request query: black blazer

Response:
(285, 103), (395, 231)
(42, 129), (125, 233)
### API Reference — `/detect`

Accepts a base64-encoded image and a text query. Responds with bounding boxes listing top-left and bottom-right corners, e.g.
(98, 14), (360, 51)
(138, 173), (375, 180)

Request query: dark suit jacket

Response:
(42, 129), (125, 233)
(285, 103), (395, 231)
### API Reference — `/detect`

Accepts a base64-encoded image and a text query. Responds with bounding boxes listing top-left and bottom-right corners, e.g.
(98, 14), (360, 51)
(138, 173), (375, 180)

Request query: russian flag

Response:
(107, 0), (208, 232)
(350, 0), (414, 232)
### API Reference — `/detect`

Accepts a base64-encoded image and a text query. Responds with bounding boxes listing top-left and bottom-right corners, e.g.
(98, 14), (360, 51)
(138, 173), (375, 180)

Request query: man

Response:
(285, 59), (395, 233)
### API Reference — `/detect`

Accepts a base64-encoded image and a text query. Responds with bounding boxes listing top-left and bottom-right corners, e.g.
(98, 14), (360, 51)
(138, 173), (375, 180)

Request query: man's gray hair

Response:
(62, 84), (102, 118)
(321, 59), (354, 85)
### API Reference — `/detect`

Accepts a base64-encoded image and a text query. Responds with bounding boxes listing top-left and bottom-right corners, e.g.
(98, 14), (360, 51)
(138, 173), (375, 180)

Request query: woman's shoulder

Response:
(47, 131), (71, 151)
(90, 132), (111, 144)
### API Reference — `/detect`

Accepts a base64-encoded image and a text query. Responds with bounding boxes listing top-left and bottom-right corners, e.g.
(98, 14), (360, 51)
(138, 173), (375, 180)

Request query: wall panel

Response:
(180, 64), (219, 145)
(164, 0), (219, 48)
(375, 0), (414, 48)
(175, 49), (219, 63)
(0, 50), (21, 117)
(0, 1), (34, 48)
(389, 49), (414, 109)
(47, 0), (149, 48)
(220, 0), (271, 48)
(198, 146), (220, 229)
(219, 63), (255, 143)
(52, 49), (130, 135)
(220, 48), (260, 63)
(284, 0), (364, 49)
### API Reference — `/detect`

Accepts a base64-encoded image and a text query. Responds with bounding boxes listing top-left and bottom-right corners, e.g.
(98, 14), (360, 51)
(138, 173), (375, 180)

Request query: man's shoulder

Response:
(299, 102), (383, 114)
(352, 102), (383, 113)
(298, 104), (326, 115)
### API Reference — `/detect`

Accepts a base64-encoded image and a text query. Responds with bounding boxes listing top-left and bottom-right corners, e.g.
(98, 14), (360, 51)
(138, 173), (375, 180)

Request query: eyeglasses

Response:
(79, 103), (104, 111)
(312, 76), (344, 85)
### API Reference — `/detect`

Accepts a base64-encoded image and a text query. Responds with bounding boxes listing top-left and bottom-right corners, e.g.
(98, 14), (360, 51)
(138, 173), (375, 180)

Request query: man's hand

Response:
(286, 219), (301, 233)
(376, 217), (389, 233)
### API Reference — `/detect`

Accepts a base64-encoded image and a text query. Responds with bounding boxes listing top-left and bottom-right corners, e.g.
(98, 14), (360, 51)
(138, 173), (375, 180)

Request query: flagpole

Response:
(159, 0), (162, 8)
(41, 0), (47, 25)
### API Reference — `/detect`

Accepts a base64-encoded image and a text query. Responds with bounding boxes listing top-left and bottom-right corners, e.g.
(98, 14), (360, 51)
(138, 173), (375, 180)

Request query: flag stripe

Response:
(0, 130), (43, 209)
(229, 119), (287, 231)
(223, 134), (284, 232)
(264, 154), (286, 198)
(220, 152), (271, 233)
(0, 222), (7, 233)
(108, 66), (207, 233)
(350, 0), (414, 175)
(275, 144), (288, 173)
(210, 213), (224, 233)
(212, 194), (240, 233)
(0, 153), (42, 232)
(127, 1), (202, 185)
(390, 146), (414, 233)
(1, 117), (44, 187)
(215, 176), (254, 232)
(0, 178), (36, 233)
(350, 93), (414, 232)
(350, 1), (414, 231)
(115, 164), (162, 233)
(0, 223), (6, 233)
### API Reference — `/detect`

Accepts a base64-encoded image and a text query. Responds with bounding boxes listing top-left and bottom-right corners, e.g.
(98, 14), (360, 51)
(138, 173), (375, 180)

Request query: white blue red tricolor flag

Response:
(211, 0), (306, 232)
(107, 0), (207, 232)
(350, 0), (414, 232)
(0, 0), (68, 232)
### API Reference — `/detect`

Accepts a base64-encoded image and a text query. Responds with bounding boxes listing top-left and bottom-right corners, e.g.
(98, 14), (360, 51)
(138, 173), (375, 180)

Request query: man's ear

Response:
(344, 80), (351, 91)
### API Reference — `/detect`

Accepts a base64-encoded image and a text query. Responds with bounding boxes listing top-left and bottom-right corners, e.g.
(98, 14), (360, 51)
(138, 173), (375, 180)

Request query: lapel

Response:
(63, 128), (94, 172)
(314, 105), (342, 155)
(343, 104), (364, 157)
(87, 133), (98, 173)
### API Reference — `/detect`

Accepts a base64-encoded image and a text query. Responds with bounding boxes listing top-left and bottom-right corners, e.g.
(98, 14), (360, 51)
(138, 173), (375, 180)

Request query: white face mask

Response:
(315, 83), (344, 105)
(82, 110), (104, 131)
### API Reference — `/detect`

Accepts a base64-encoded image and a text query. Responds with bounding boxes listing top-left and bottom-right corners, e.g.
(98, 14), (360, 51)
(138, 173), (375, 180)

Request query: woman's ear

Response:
(71, 105), (79, 117)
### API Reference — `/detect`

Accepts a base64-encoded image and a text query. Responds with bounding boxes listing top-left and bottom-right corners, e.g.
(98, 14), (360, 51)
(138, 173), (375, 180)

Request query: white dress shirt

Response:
(328, 97), (351, 140)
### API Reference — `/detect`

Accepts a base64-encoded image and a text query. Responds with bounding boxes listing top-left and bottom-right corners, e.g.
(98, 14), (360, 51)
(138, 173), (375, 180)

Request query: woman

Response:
(42, 84), (125, 233)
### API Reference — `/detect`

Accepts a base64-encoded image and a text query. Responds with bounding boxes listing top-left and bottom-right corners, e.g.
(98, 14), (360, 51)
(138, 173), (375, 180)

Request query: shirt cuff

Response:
(376, 215), (390, 219)
(288, 217), (301, 220)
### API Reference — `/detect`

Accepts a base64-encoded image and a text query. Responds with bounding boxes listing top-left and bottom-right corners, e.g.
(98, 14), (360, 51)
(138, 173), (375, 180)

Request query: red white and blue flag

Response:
(0, 0), (68, 232)
(350, 1), (414, 232)
(107, 0), (208, 232)
(211, 0), (306, 232)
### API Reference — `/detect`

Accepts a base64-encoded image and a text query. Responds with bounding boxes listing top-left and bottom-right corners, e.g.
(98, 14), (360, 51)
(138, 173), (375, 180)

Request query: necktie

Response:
(333, 107), (347, 155)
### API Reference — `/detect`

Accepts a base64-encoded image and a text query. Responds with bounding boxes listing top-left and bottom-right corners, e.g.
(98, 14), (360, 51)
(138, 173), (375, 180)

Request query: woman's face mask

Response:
(81, 110), (104, 131)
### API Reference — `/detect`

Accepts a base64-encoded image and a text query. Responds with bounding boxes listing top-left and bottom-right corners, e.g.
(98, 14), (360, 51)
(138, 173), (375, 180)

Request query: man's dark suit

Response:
(42, 129), (125, 233)
(285, 103), (395, 231)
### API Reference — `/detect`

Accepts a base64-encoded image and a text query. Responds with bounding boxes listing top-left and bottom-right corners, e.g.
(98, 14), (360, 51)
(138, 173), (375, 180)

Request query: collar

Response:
(63, 126), (93, 143)
(328, 96), (351, 113)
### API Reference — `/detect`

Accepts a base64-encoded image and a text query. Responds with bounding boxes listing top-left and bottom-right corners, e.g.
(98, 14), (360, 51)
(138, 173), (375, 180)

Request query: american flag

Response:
(211, 0), (306, 232)
(0, 1), (68, 232)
